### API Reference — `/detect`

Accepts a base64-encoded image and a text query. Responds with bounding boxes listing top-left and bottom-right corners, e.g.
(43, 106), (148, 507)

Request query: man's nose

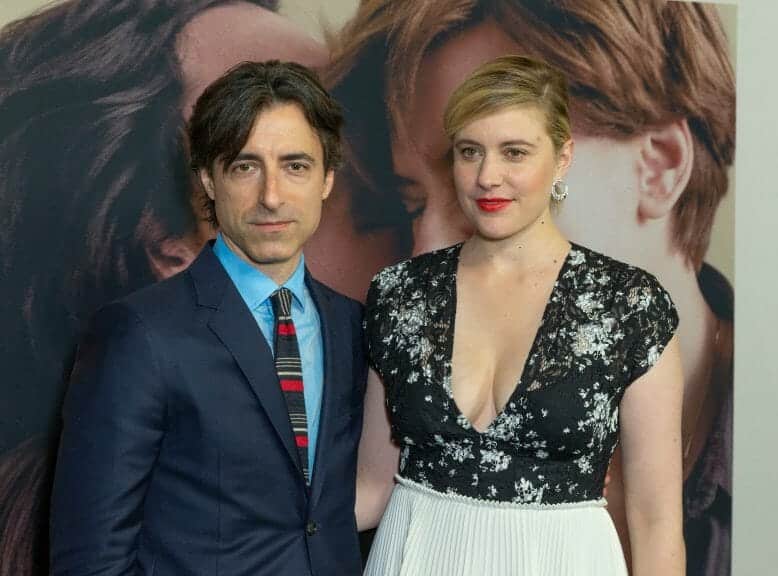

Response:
(259, 170), (282, 210)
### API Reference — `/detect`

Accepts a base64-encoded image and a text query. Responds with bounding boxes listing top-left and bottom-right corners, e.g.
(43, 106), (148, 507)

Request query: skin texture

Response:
(198, 103), (334, 283)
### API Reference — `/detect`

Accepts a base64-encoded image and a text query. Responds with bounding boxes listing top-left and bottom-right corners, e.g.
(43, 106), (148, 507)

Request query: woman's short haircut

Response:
(443, 55), (571, 153)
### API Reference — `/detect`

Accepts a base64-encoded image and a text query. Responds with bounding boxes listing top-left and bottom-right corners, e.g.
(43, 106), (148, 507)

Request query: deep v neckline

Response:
(446, 241), (574, 434)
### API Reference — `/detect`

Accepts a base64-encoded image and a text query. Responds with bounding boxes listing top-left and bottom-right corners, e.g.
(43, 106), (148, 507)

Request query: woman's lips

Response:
(475, 198), (512, 212)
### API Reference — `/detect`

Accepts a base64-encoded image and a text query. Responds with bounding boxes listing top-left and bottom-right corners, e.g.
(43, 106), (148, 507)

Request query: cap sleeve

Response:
(364, 271), (391, 381)
(624, 270), (680, 384)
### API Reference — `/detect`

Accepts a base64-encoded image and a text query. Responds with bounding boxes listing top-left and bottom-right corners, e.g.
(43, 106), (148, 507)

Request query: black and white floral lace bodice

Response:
(365, 242), (678, 505)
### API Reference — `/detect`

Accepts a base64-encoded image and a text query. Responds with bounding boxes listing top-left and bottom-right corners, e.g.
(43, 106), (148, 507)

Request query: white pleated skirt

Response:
(364, 476), (628, 576)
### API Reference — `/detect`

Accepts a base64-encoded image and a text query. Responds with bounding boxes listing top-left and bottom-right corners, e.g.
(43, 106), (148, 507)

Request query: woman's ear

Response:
(555, 138), (574, 179)
(636, 119), (694, 220)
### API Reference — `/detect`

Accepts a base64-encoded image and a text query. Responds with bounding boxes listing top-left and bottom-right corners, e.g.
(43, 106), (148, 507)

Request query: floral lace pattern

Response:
(365, 243), (678, 504)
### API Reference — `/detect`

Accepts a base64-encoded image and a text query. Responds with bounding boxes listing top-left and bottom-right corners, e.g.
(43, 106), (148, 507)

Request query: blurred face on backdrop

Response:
(178, 2), (328, 117)
(393, 19), (682, 270)
(199, 103), (334, 280)
(451, 105), (571, 243)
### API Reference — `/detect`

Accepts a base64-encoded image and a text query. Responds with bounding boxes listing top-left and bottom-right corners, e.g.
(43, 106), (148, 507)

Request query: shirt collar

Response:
(213, 233), (307, 311)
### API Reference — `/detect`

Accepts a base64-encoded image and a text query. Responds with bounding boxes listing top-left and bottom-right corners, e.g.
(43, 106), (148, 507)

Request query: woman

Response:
(358, 55), (684, 575)
(329, 2), (733, 573)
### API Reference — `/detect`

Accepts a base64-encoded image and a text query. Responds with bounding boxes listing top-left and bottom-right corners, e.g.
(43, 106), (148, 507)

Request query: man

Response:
(0, 3), (329, 572)
(50, 61), (366, 576)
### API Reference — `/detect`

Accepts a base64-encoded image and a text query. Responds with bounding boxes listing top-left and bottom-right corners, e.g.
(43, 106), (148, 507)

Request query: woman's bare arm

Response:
(355, 368), (400, 531)
(620, 335), (685, 576)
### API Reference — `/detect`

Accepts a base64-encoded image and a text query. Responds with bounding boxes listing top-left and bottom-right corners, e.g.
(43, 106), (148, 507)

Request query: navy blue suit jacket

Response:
(50, 245), (366, 575)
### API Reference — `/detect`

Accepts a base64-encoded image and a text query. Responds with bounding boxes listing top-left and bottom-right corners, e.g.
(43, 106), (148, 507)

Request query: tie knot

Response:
(270, 288), (293, 317)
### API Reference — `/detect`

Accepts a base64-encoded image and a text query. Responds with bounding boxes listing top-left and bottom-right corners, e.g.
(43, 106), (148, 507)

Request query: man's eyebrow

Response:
(279, 152), (316, 163)
(226, 152), (318, 165)
(230, 152), (261, 162)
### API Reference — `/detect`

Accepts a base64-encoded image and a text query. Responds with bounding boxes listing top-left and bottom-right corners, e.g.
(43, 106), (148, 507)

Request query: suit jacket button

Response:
(305, 520), (318, 536)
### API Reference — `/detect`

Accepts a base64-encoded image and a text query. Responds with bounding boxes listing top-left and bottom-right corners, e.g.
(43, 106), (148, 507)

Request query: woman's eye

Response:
(459, 146), (479, 160)
(505, 148), (526, 160)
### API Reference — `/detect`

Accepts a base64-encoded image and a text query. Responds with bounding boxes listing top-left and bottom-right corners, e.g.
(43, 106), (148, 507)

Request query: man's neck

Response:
(220, 234), (303, 286)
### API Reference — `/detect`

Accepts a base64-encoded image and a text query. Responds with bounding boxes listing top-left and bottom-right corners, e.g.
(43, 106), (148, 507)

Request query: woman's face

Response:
(451, 106), (567, 243)
(392, 19), (644, 261)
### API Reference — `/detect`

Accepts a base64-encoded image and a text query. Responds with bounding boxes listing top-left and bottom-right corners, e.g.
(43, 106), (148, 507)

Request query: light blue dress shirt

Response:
(213, 234), (323, 474)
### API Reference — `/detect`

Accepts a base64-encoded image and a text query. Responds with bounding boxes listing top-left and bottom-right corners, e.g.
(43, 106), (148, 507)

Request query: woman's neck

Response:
(461, 214), (570, 275)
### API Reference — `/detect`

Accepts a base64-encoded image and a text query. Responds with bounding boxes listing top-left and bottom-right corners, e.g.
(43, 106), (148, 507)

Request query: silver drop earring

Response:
(551, 179), (568, 202)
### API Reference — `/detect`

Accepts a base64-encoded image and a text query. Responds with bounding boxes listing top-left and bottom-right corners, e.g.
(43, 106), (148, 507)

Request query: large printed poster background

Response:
(0, 1), (735, 574)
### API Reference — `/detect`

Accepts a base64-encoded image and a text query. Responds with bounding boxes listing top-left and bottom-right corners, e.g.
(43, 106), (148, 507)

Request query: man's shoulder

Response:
(112, 243), (225, 318)
(307, 274), (363, 315)
(123, 267), (196, 314)
(92, 263), (204, 336)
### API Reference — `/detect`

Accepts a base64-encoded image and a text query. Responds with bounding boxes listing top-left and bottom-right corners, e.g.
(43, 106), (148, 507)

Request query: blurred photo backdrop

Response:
(0, 2), (736, 574)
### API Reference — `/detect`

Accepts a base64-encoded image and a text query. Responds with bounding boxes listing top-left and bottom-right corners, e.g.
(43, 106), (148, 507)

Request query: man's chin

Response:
(243, 247), (302, 269)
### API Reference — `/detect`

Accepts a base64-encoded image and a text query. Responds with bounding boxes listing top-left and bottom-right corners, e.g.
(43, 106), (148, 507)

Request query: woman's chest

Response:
(390, 360), (624, 458)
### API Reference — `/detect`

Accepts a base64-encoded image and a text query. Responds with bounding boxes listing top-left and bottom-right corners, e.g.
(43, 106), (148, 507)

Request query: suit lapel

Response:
(306, 273), (344, 508)
(189, 245), (303, 478)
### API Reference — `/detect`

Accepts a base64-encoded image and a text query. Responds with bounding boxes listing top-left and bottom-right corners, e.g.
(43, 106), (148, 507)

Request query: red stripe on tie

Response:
(277, 323), (296, 336)
(295, 435), (309, 448)
(280, 379), (304, 392)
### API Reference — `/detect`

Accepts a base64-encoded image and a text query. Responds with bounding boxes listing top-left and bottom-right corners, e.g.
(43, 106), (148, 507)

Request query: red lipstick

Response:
(476, 198), (512, 212)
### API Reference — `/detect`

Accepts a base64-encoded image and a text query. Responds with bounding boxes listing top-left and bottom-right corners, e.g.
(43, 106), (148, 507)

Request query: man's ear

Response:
(636, 119), (694, 220)
(321, 169), (335, 200)
(198, 167), (216, 201)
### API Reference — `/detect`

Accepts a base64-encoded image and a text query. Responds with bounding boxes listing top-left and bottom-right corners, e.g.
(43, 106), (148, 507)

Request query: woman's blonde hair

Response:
(443, 55), (571, 152)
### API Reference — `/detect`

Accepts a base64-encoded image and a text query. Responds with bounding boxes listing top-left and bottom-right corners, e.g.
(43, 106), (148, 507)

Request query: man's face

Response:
(148, 3), (329, 281)
(200, 103), (334, 279)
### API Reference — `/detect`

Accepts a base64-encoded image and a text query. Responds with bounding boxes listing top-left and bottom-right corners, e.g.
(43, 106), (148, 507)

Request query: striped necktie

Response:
(270, 288), (309, 482)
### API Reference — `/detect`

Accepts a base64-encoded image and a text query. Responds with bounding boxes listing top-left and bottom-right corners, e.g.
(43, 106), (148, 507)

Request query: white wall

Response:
(731, 0), (778, 573)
